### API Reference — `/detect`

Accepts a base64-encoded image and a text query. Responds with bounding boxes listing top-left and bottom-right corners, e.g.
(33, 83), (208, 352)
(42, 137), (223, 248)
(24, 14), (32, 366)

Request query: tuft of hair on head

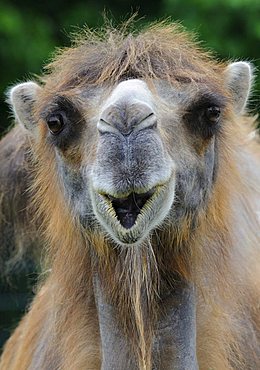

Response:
(41, 18), (225, 93)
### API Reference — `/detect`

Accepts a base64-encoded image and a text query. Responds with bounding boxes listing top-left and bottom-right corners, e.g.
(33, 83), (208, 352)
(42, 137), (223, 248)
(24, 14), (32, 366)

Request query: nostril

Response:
(97, 119), (119, 135)
(98, 102), (157, 135)
(134, 112), (157, 132)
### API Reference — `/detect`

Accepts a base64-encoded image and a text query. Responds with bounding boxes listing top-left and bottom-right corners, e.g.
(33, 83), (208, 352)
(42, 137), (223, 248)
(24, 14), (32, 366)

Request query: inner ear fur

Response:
(224, 61), (253, 114)
(8, 81), (42, 131)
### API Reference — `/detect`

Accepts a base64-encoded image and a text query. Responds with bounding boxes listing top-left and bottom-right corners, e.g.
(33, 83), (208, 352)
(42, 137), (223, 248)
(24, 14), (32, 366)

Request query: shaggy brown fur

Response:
(0, 126), (41, 274)
(0, 21), (260, 369)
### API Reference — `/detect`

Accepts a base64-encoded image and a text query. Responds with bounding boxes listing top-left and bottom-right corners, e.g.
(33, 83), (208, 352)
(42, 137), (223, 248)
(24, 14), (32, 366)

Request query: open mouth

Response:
(90, 176), (175, 245)
(105, 188), (156, 229)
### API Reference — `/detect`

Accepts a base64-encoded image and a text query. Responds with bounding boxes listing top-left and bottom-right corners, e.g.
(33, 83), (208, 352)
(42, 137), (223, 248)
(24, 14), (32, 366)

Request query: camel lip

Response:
(90, 176), (175, 246)
(103, 188), (156, 229)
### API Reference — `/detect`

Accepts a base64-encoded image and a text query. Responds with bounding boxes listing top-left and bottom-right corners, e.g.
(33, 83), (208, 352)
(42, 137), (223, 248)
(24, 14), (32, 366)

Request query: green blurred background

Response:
(0, 0), (259, 352)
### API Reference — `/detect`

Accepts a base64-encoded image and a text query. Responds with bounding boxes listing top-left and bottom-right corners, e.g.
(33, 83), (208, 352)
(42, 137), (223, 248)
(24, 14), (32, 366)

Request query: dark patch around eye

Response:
(184, 93), (227, 139)
(41, 96), (84, 150)
(188, 93), (227, 111)
(175, 75), (192, 84)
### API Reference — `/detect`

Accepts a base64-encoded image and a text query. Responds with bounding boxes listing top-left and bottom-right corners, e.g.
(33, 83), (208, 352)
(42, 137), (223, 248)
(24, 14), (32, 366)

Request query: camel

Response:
(0, 21), (259, 369)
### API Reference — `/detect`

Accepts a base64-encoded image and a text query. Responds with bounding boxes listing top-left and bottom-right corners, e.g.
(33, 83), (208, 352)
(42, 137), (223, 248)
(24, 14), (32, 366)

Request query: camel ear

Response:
(224, 62), (253, 114)
(8, 82), (41, 131)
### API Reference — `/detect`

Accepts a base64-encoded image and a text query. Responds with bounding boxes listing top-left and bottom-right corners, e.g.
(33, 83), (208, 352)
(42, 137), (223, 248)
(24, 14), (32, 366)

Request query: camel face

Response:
(9, 74), (230, 247)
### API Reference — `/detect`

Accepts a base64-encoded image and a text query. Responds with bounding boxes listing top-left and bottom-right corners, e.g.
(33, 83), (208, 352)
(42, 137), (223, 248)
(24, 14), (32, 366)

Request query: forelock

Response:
(42, 21), (226, 92)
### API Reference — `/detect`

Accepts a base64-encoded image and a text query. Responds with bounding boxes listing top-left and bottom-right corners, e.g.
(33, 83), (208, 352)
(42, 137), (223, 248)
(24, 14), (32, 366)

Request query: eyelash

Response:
(185, 103), (222, 138)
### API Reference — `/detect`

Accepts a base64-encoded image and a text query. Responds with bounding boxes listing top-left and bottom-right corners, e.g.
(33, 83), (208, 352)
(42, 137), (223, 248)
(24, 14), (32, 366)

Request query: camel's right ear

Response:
(8, 82), (41, 131)
(224, 62), (253, 114)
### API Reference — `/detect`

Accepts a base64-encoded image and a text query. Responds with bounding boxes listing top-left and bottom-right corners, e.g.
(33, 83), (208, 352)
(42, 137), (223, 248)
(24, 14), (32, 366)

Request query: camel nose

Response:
(98, 101), (157, 135)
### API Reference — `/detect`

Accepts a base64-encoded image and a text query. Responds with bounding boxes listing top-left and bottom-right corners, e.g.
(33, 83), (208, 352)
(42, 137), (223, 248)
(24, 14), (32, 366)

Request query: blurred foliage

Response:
(162, 0), (260, 112)
(0, 0), (259, 134)
(0, 0), (259, 352)
(0, 268), (38, 354)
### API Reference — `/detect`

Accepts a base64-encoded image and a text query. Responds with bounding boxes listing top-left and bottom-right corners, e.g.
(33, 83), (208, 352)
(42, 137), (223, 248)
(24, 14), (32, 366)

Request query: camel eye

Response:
(47, 113), (65, 135)
(205, 106), (221, 123)
(184, 101), (223, 139)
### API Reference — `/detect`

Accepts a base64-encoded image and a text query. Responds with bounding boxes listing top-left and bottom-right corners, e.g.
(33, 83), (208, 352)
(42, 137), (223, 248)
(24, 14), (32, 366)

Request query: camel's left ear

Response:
(7, 81), (42, 131)
(224, 62), (253, 114)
